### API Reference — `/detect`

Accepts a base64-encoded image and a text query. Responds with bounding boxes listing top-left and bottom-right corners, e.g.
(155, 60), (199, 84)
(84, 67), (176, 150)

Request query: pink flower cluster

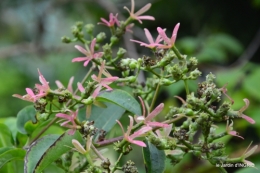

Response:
(117, 97), (169, 147)
(13, 69), (50, 102)
(131, 23), (180, 49)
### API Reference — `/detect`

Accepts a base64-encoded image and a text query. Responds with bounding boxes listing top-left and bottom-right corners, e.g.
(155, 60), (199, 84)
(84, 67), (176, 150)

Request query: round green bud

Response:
(61, 36), (71, 43)
(159, 78), (175, 86)
(85, 24), (94, 35)
(117, 48), (126, 58)
(185, 108), (194, 116)
(110, 36), (119, 44)
(96, 32), (106, 42)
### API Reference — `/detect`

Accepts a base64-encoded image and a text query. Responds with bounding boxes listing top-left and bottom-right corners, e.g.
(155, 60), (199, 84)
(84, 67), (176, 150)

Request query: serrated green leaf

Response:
(0, 123), (13, 147)
(78, 102), (125, 133)
(0, 148), (26, 169)
(96, 89), (141, 115)
(16, 106), (37, 135)
(34, 131), (83, 173)
(143, 140), (165, 173)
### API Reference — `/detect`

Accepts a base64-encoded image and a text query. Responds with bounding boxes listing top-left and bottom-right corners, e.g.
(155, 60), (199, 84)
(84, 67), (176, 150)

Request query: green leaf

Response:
(143, 140), (165, 173)
(243, 67), (260, 102)
(96, 89), (141, 115)
(79, 102), (125, 133)
(0, 123), (13, 147)
(16, 106), (37, 135)
(33, 131), (83, 173)
(0, 148), (26, 169)
(24, 134), (60, 173)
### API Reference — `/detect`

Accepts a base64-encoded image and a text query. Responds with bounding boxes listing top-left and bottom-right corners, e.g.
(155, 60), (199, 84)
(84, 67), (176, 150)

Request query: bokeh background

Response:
(0, 0), (260, 172)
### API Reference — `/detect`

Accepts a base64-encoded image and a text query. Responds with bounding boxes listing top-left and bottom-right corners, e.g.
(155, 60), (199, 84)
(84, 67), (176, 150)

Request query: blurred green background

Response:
(1, 0), (260, 172)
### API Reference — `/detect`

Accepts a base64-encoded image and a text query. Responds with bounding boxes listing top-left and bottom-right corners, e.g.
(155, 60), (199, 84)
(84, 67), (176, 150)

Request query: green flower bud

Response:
(185, 108), (194, 116)
(193, 150), (201, 157)
(85, 24), (94, 35)
(189, 68), (201, 80)
(75, 21), (83, 31)
(159, 78), (175, 86)
(61, 36), (71, 43)
(117, 48), (126, 58)
(82, 97), (93, 105)
(129, 59), (138, 69)
(122, 70), (130, 77)
(96, 32), (106, 42)
(36, 112), (49, 121)
(71, 26), (79, 36)
(110, 36), (119, 44)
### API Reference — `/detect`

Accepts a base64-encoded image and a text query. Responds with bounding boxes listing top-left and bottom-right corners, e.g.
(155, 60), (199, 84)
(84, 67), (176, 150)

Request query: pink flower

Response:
(55, 76), (74, 93)
(91, 61), (119, 98)
(125, 23), (135, 33)
(155, 124), (173, 138)
(238, 99), (255, 124)
(157, 23), (180, 49)
(135, 96), (169, 128)
(124, 0), (155, 24)
(241, 144), (258, 167)
(98, 13), (120, 27)
(13, 69), (50, 102)
(117, 116), (152, 147)
(226, 120), (244, 139)
(72, 38), (103, 67)
(220, 84), (234, 104)
(56, 110), (79, 135)
(72, 136), (93, 154)
(77, 82), (85, 93)
(131, 28), (162, 48)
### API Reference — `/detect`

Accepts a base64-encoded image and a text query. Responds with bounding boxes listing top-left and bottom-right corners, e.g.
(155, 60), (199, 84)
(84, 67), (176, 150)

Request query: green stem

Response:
(183, 80), (190, 95)
(172, 46), (183, 60)
(146, 68), (161, 78)
(85, 152), (94, 166)
(111, 153), (123, 173)
(91, 145), (106, 161)
(149, 81), (160, 112)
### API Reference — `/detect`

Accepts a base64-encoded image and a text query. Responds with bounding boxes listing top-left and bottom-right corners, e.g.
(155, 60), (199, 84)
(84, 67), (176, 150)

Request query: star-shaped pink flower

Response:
(135, 96), (169, 128)
(55, 76), (74, 93)
(238, 99), (255, 124)
(157, 23), (180, 49)
(98, 13), (120, 27)
(56, 110), (79, 135)
(13, 69), (50, 102)
(91, 61), (119, 98)
(72, 38), (103, 67)
(117, 116), (152, 147)
(226, 120), (244, 139)
(131, 28), (162, 49)
(124, 0), (155, 24)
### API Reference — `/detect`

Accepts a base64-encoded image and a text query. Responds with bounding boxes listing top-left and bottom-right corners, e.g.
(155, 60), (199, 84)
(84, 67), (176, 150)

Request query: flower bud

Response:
(96, 32), (106, 42)
(122, 70), (130, 77)
(159, 78), (175, 86)
(117, 48), (126, 58)
(61, 36), (71, 43)
(110, 36), (119, 44)
(85, 24), (94, 35)
(75, 21), (83, 31)
(129, 60), (138, 69)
